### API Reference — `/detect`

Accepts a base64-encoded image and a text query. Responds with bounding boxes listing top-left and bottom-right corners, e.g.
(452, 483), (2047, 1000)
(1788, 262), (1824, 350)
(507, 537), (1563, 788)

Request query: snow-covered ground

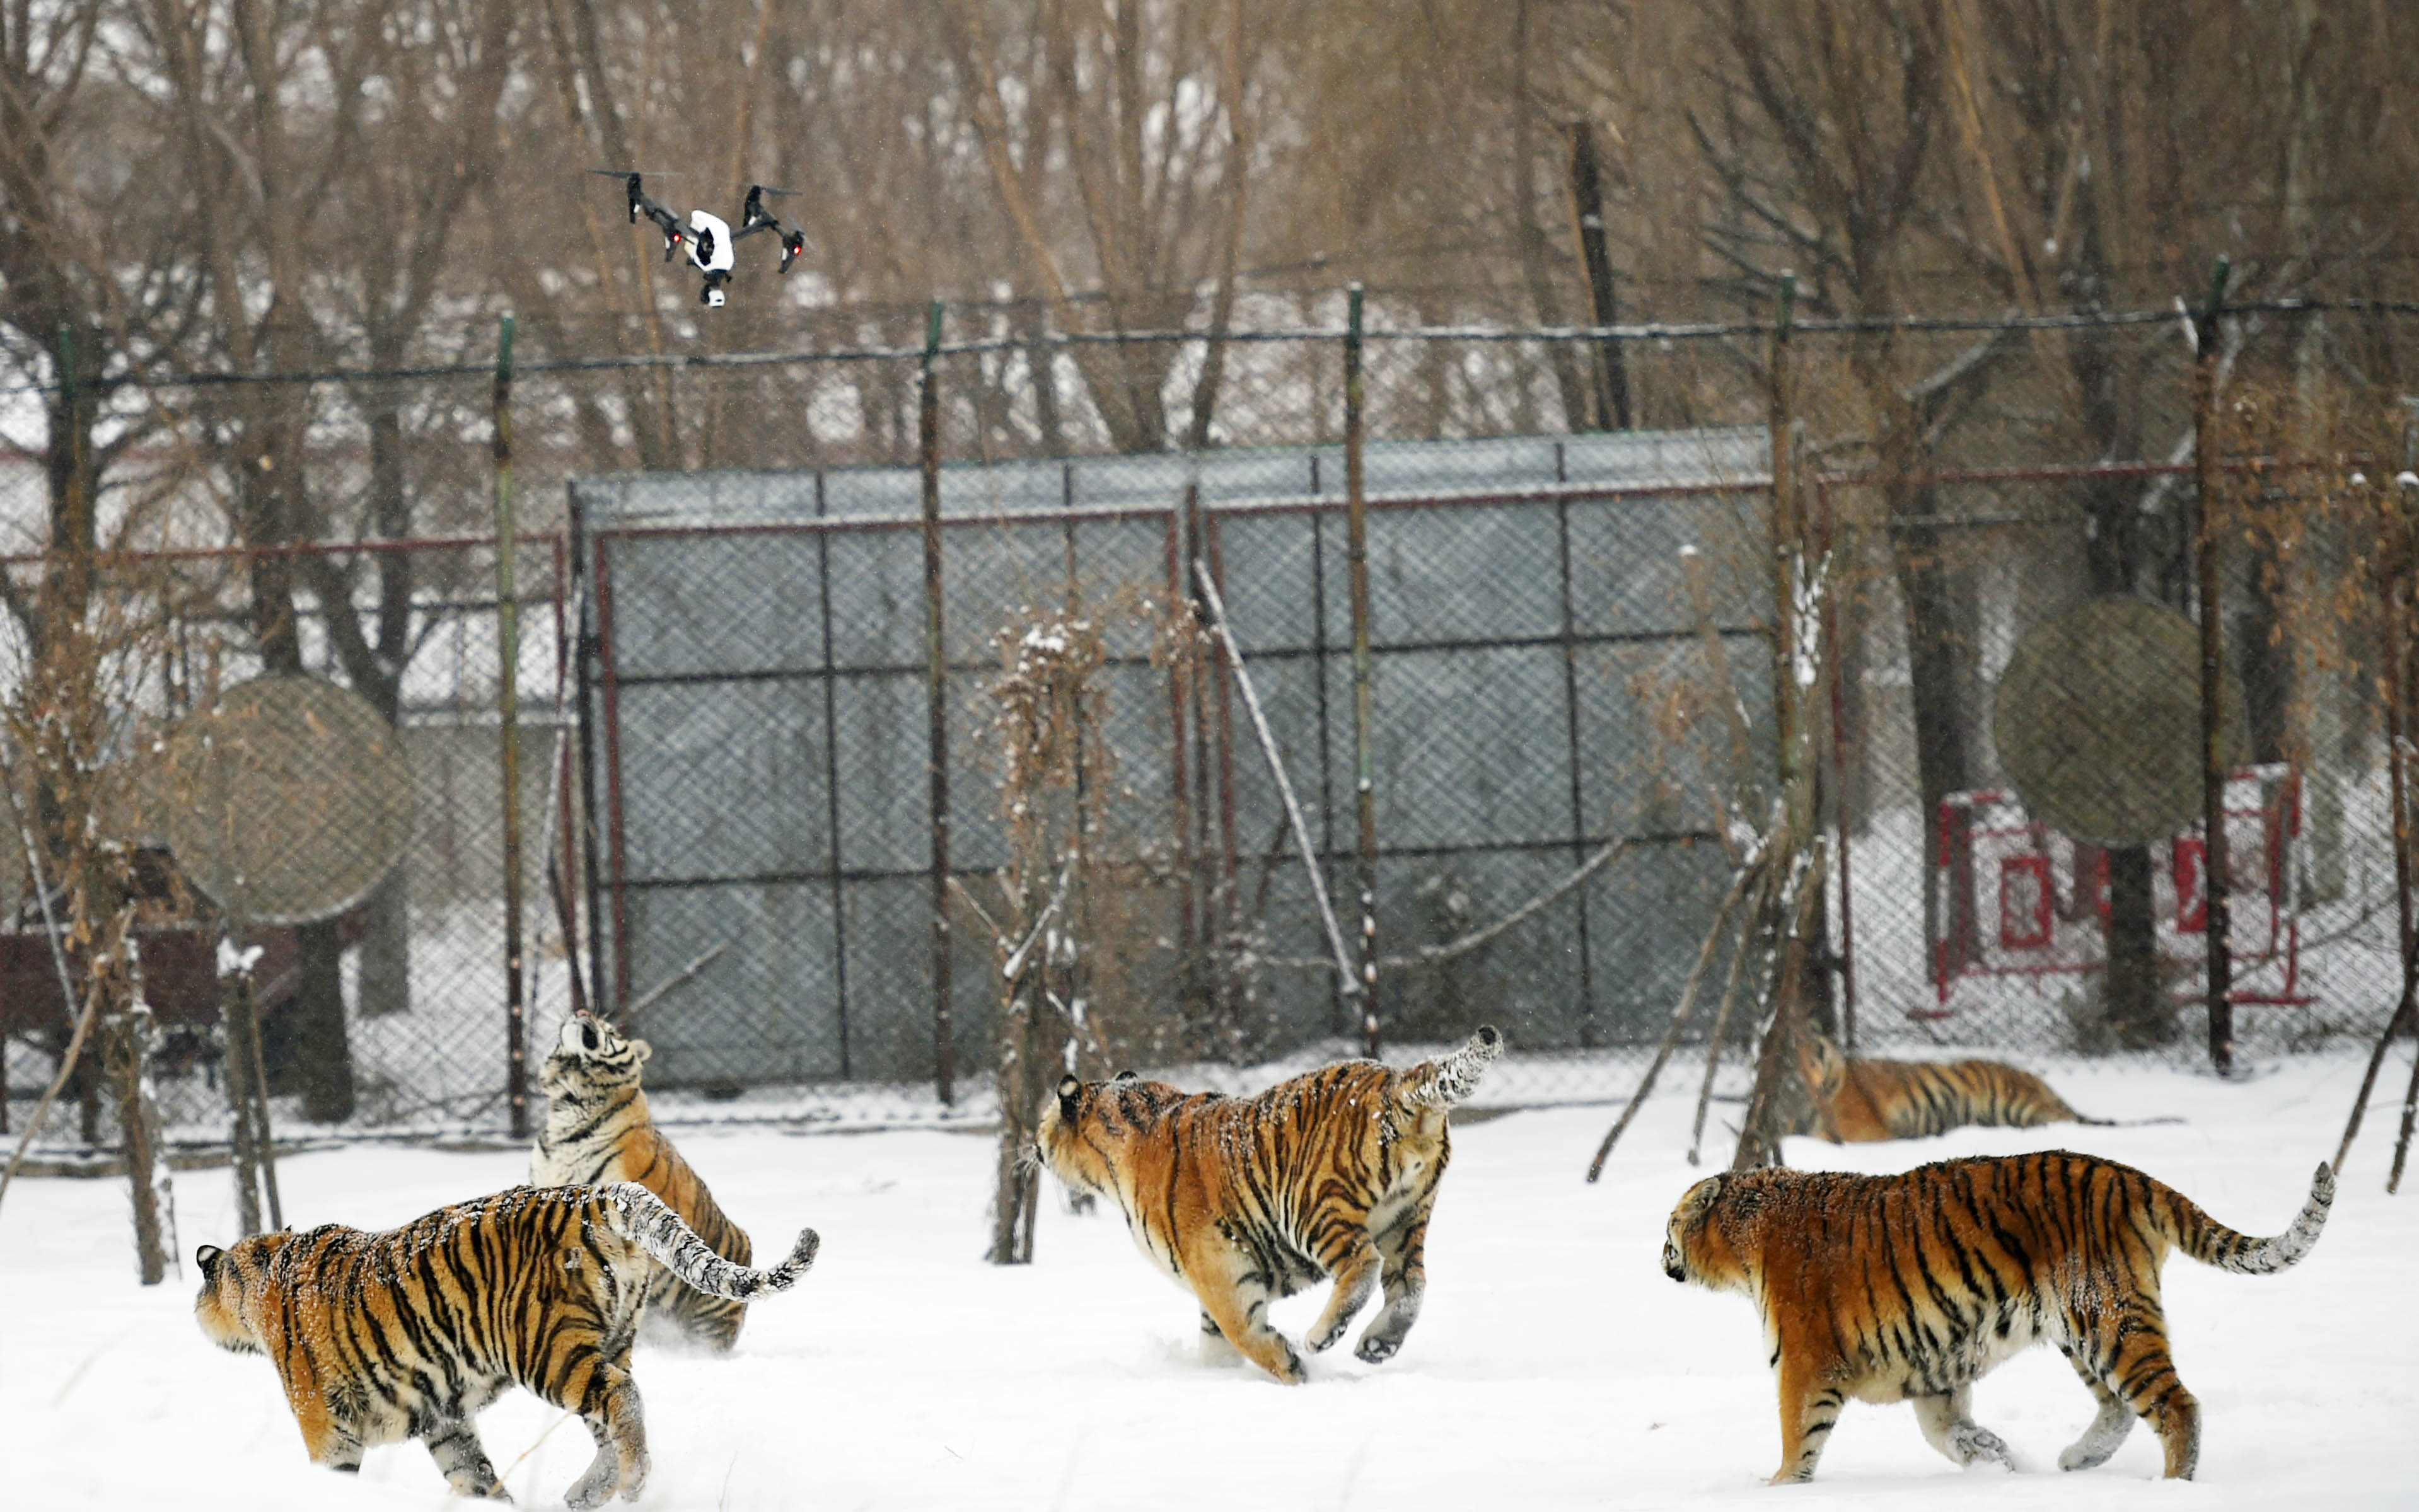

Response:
(5, 1053), (2413, 1509)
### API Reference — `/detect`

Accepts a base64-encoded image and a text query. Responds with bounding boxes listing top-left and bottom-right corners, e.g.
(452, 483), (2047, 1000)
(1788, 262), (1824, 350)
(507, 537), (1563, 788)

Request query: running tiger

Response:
(194, 1183), (819, 1508)
(1790, 1033), (2173, 1142)
(532, 1010), (757, 1350)
(1035, 1025), (1503, 1383)
(1662, 1151), (2333, 1482)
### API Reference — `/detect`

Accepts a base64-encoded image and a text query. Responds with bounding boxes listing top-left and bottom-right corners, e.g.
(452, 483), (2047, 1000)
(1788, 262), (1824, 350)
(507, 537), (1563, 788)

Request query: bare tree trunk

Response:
(103, 932), (175, 1283)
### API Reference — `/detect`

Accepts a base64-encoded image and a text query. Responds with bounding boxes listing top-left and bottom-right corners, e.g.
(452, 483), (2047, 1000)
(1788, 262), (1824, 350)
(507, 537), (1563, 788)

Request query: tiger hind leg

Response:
(424, 1421), (509, 1499)
(2068, 1298), (2200, 1479)
(1353, 1202), (1432, 1365)
(1911, 1387), (2014, 1470)
(2055, 1363), (2137, 1472)
(562, 1364), (651, 1508)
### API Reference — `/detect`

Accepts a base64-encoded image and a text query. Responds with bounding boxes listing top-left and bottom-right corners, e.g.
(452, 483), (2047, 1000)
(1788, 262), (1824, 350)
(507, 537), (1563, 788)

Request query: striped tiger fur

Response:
(193, 1183), (818, 1508)
(532, 1011), (757, 1351)
(1662, 1151), (2333, 1482)
(1790, 1032), (2172, 1142)
(1035, 1025), (1502, 1383)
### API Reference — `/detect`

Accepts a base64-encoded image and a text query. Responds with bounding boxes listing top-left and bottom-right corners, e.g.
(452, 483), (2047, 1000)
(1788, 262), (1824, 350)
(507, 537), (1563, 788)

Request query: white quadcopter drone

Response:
(593, 171), (807, 308)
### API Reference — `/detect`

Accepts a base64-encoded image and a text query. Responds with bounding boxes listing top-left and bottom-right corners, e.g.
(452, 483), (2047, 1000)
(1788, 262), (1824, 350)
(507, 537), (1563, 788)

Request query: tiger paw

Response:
(1954, 1426), (2014, 1469)
(562, 1456), (619, 1511)
(1308, 1319), (1350, 1353)
(1354, 1331), (1401, 1365)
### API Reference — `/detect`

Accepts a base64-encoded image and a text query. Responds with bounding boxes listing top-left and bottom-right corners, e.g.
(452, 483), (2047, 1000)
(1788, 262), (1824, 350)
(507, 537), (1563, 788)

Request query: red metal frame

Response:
(1929, 766), (2307, 1013)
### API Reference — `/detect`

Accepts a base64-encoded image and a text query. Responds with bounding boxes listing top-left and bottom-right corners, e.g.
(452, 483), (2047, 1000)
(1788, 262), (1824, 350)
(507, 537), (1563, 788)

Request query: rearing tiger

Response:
(1035, 1025), (1502, 1383)
(532, 1010), (757, 1350)
(194, 1183), (819, 1508)
(1662, 1151), (2333, 1482)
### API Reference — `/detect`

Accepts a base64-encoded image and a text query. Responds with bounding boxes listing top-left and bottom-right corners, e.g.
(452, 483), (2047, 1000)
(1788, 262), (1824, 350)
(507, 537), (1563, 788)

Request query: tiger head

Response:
(193, 1232), (292, 1354)
(543, 1011), (651, 1094)
(1662, 1172), (1763, 1294)
(1033, 1070), (1177, 1197)
(1793, 1031), (1847, 1101)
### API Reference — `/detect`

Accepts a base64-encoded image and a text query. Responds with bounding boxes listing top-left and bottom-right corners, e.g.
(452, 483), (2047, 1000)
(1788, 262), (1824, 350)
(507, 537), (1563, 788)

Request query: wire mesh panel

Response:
(1825, 461), (2404, 1063)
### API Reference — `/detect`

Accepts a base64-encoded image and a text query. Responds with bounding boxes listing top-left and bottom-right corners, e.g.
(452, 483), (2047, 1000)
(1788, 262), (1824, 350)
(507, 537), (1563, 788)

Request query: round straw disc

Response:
(1992, 596), (2242, 848)
(154, 676), (414, 925)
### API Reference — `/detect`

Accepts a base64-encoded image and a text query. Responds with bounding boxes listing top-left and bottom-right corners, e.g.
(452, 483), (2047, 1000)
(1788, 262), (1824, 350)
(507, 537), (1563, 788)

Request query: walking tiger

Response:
(1662, 1151), (2333, 1482)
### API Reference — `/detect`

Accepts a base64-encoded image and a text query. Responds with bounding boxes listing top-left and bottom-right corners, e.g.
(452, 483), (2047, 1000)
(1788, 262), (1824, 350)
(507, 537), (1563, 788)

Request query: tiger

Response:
(1789, 1032), (2172, 1143)
(1661, 1151), (2333, 1482)
(194, 1182), (819, 1508)
(1034, 1024), (1502, 1383)
(532, 1010), (757, 1351)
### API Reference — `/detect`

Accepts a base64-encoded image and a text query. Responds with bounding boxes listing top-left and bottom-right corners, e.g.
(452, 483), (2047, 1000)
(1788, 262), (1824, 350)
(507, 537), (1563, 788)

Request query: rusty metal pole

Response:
(1567, 122), (1631, 430)
(1344, 285), (1381, 1056)
(920, 301), (957, 1105)
(2192, 258), (2234, 1078)
(493, 313), (529, 1140)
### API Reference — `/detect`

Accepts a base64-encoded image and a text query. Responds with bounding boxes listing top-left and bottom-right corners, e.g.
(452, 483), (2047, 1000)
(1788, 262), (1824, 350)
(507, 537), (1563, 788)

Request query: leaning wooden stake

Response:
(1687, 884), (1767, 1165)
(1585, 863), (1755, 1181)
(1193, 561), (1362, 1005)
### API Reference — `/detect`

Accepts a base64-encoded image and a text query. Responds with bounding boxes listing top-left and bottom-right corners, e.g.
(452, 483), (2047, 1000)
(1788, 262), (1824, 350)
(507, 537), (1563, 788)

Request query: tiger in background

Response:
(1789, 1032), (2174, 1142)
(1035, 1025), (1502, 1383)
(193, 1182), (820, 1508)
(1662, 1151), (2333, 1482)
(533, 1010), (757, 1350)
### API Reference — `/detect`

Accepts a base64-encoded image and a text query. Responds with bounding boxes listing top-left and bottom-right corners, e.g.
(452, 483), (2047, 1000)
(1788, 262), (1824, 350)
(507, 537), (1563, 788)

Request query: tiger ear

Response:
(196, 1244), (223, 1271)
(1055, 1075), (1082, 1109)
(1112, 1068), (1138, 1082)
(632, 1039), (653, 1064)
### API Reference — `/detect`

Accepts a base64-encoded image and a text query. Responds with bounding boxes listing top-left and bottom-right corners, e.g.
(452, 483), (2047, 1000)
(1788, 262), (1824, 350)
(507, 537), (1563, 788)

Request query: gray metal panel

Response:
(617, 681), (830, 881)
(1565, 491), (1768, 638)
(624, 880), (840, 1082)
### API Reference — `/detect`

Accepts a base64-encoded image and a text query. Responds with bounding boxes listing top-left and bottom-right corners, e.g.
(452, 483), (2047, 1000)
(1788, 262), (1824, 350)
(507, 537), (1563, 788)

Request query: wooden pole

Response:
(1345, 284), (1381, 1057)
(1567, 121), (1631, 429)
(2192, 257), (2235, 1077)
(494, 313), (528, 1140)
(920, 300), (956, 1104)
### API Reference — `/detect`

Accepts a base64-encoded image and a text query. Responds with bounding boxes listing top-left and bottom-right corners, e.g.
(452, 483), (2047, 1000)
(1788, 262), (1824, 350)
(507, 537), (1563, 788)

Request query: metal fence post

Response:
(2193, 257), (2235, 1077)
(492, 313), (528, 1140)
(813, 470), (852, 1079)
(1568, 123), (1632, 430)
(920, 300), (956, 1105)
(1345, 284), (1381, 1056)
(1552, 440), (1600, 1045)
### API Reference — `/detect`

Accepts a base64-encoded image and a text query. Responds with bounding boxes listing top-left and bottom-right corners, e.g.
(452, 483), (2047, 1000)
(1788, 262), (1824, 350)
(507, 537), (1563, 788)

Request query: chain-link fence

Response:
(4, 299), (2415, 1152)
(0, 539), (570, 1150)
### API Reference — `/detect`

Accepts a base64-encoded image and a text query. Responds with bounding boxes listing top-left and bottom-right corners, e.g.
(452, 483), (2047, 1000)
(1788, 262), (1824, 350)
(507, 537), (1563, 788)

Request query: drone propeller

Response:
(740, 183), (797, 229)
(592, 170), (692, 256)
